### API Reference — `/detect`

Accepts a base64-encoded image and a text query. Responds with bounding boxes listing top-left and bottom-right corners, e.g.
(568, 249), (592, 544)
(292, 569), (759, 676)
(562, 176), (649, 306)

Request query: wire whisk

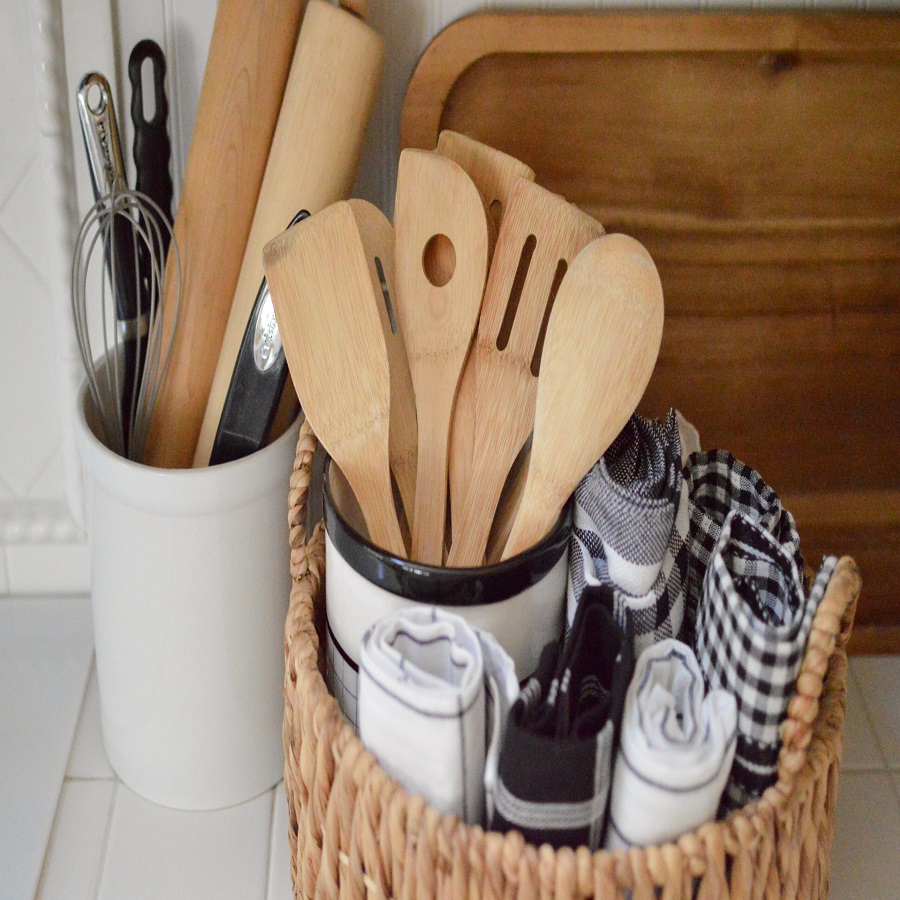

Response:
(72, 186), (180, 463)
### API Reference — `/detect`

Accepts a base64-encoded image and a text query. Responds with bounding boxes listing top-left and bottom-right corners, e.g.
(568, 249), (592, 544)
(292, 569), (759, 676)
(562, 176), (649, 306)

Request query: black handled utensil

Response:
(209, 210), (310, 466)
(128, 40), (173, 241)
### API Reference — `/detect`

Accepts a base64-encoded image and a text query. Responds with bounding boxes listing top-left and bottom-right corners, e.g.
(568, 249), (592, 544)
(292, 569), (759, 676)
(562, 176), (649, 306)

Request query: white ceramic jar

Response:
(76, 380), (299, 810)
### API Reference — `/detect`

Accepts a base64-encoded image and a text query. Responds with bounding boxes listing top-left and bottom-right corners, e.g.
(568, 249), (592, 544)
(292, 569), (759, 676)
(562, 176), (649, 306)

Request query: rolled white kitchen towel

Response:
(605, 639), (737, 849)
(358, 606), (517, 826)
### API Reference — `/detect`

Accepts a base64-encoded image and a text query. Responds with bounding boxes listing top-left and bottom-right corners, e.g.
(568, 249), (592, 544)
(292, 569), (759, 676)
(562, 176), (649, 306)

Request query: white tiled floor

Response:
(19, 653), (900, 899)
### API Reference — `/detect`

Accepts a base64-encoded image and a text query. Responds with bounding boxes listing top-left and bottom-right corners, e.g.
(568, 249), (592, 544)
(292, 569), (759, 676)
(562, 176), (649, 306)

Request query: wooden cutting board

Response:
(401, 12), (900, 652)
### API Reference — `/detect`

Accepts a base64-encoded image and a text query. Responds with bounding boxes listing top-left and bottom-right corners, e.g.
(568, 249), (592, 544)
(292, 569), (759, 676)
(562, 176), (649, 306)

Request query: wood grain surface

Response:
(144, 0), (307, 468)
(193, 0), (384, 466)
(401, 11), (899, 643)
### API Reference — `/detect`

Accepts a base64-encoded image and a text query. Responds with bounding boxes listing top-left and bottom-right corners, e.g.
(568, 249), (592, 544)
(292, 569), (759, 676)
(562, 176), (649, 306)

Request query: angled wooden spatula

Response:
(348, 199), (418, 529)
(263, 201), (407, 558)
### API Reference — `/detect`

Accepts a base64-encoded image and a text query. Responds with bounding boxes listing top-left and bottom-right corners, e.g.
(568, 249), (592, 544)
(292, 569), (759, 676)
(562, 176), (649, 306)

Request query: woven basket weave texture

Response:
(282, 420), (861, 899)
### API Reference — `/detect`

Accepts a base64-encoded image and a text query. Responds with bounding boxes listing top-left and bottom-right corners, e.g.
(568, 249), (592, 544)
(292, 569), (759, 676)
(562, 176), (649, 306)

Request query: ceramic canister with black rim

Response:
(322, 458), (572, 726)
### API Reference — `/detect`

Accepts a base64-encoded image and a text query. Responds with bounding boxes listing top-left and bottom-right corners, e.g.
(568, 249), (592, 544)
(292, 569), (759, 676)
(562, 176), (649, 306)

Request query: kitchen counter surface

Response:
(3, 596), (898, 899)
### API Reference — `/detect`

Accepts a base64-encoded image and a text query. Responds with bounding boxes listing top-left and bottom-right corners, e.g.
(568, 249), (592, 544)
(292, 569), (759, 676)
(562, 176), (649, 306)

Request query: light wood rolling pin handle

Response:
(192, 0), (385, 468)
(143, 0), (308, 469)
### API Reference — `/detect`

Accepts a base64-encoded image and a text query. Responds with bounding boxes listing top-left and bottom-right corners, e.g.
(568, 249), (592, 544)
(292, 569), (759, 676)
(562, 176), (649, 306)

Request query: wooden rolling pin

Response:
(192, 0), (384, 467)
(144, 0), (308, 468)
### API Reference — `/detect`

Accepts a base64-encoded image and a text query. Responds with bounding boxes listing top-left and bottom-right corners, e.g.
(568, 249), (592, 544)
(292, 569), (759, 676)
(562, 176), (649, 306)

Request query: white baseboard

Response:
(1, 501), (89, 594)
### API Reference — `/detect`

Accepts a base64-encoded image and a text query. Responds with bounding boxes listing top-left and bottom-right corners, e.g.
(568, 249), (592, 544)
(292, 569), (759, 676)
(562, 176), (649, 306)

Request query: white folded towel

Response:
(605, 639), (737, 849)
(358, 606), (517, 826)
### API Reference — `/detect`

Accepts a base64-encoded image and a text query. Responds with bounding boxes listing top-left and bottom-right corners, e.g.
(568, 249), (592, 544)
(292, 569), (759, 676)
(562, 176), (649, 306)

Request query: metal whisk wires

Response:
(72, 186), (180, 463)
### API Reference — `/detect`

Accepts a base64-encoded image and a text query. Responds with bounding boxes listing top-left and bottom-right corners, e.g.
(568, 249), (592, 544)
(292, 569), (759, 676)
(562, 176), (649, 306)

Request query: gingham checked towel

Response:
(685, 449), (805, 626)
(696, 511), (837, 812)
(491, 586), (634, 850)
(605, 639), (737, 849)
(358, 606), (518, 826)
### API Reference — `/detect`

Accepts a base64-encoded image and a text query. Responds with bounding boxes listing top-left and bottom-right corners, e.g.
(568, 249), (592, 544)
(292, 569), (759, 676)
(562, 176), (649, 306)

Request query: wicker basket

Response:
(282, 419), (862, 899)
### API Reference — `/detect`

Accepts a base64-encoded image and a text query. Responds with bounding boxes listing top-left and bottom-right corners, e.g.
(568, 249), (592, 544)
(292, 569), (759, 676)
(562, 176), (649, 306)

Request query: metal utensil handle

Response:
(76, 72), (128, 198)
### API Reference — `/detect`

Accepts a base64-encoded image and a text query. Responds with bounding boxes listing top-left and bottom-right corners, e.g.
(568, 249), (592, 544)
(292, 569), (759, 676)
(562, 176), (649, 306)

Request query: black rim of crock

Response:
(323, 459), (572, 607)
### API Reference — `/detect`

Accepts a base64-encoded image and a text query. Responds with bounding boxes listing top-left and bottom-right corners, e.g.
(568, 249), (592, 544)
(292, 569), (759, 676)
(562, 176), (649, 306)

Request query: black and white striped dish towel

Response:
(491, 586), (634, 850)
(358, 607), (518, 826)
(567, 410), (692, 654)
(696, 511), (837, 813)
(605, 639), (737, 849)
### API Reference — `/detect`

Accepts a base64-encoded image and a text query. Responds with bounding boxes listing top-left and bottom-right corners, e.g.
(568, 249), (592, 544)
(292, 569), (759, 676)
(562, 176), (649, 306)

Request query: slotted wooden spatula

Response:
(393, 148), (489, 564)
(262, 202), (406, 558)
(446, 178), (604, 567)
(348, 199), (417, 528)
(436, 131), (536, 545)
(502, 233), (665, 560)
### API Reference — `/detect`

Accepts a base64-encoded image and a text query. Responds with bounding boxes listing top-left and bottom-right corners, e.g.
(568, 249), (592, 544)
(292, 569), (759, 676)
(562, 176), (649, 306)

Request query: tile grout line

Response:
(847, 660), (891, 772)
(263, 787), (277, 900)
(93, 780), (120, 900)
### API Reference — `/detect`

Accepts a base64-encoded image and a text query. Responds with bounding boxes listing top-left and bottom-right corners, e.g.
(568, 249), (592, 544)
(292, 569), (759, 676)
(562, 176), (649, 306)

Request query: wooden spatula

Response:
(262, 202), (406, 558)
(446, 178), (604, 567)
(502, 233), (665, 560)
(348, 199), (417, 528)
(393, 148), (489, 564)
(436, 131), (536, 545)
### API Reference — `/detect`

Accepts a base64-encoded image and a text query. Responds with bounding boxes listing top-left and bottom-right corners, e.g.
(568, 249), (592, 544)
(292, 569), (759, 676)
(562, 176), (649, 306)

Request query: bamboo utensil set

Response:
(263, 133), (665, 565)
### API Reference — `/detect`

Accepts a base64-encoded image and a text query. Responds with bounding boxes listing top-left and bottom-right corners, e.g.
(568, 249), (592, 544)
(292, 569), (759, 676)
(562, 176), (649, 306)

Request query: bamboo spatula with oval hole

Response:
(502, 233), (665, 560)
(348, 199), (417, 529)
(262, 201), (407, 558)
(446, 177), (604, 567)
(393, 148), (489, 564)
(436, 131), (536, 546)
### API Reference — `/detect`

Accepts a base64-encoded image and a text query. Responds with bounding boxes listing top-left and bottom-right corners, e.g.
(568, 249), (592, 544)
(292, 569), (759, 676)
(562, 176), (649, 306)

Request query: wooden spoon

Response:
(436, 131), (536, 545)
(446, 178), (604, 567)
(393, 148), (489, 564)
(502, 233), (665, 560)
(262, 201), (406, 558)
(348, 199), (417, 528)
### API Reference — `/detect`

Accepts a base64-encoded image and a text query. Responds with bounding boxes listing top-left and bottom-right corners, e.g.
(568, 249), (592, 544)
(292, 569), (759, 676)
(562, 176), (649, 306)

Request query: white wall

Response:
(0, 0), (892, 594)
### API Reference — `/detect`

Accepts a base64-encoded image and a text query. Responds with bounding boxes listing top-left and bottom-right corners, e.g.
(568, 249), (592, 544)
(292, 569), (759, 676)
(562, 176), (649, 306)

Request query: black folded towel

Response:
(491, 586), (634, 850)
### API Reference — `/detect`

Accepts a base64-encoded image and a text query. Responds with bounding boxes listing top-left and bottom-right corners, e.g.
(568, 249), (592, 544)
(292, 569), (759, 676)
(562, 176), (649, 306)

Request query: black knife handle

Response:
(128, 40), (173, 236)
(209, 210), (311, 466)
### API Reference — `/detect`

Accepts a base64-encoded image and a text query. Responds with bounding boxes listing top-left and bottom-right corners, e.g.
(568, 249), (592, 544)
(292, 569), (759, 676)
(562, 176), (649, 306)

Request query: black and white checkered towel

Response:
(696, 511), (837, 813)
(568, 412), (809, 656)
(684, 449), (805, 631)
(491, 586), (634, 850)
(567, 410), (692, 654)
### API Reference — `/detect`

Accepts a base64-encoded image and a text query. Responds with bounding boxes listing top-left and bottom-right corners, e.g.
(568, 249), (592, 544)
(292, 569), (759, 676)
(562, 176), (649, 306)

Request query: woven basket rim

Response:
(283, 419), (861, 895)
